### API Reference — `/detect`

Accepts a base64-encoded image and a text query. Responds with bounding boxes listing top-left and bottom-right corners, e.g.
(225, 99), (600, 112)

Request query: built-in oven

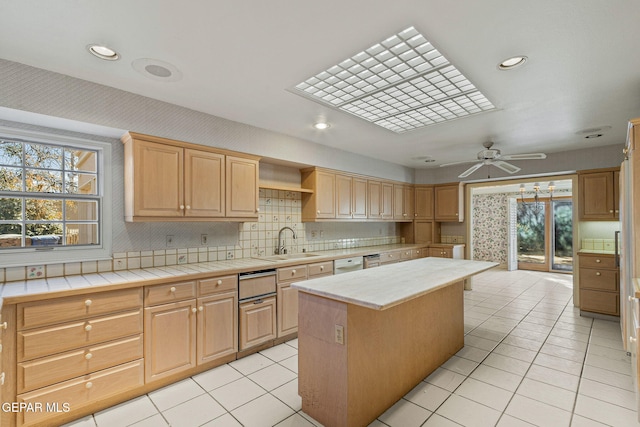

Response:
(238, 269), (277, 351)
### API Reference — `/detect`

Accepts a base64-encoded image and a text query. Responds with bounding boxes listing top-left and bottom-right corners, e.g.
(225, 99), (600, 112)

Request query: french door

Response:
(517, 197), (572, 272)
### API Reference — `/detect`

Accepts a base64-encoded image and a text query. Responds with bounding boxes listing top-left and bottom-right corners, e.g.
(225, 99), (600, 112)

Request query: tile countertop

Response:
(577, 249), (617, 255)
(292, 258), (497, 310)
(0, 243), (465, 307)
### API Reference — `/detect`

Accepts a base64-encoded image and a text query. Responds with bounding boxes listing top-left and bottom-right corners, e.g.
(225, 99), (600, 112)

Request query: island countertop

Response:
(291, 257), (497, 310)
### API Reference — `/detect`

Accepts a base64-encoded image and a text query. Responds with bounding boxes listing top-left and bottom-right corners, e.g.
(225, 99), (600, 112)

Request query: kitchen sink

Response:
(257, 253), (321, 261)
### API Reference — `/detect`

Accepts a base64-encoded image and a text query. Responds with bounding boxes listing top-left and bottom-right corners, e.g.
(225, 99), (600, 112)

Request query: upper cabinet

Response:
(368, 180), (394, 220)
(578, 168), (620, 220)
(336, 174), (368, 219)
(434, 183), (464, 222)
(414, 185), (434, 220)
(301, 168), (336, 220)
(393, 184), (414, 221)
(122, 132), (260, 222)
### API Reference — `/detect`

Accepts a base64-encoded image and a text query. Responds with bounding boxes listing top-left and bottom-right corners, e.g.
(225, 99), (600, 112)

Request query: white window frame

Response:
(0, 126), (112, 267)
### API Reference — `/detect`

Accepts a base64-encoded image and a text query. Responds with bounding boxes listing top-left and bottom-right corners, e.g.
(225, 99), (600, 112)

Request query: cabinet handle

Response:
(595, 259), (601, 263)
(85, 382), (93, 389)
(198, 306), (203, 312)
(615, 210), (619, 213)
(455, 213), (458, 216)
(629, 296), (637, 302)
(596, 272), (601, 276)
(317, 210), (320, 214)
(180, 205), (185, 210)
(217, 279), (222, 286)
(292, 269), (296, 275)
(403, 213), (407, 217)
(609, 210), (614, 213)
(186, 205), (191, 210)
(630, 336), (637, 344)
(414, 213), (418, 217)
(0, 322), (7, 330)
(192, 308), (197, 313)
(256, 208), (260, 212)
(320, 266), (324, 271)
(85, 353), (93, 360)
(253, 299), (264, 304)
(85, 299), (92, 307)
(170, 287), (177, 293)
(84, 324), (92, 332)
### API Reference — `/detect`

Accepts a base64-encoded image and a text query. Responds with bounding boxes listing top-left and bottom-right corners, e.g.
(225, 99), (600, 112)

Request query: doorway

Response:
(516, 197), (573, 272)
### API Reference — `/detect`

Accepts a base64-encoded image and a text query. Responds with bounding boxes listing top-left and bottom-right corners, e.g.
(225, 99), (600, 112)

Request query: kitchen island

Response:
(292, 257), (497, 427)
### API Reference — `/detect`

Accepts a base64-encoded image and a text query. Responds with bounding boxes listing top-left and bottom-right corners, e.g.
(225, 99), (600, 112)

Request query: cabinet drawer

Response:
(145, 281), (196, 306)
(199, 275), (238, 296)
(579, 255), (616, 269)
(17, 359), (144, 427)
(400, 250), (413, 260)
(581, 289), (619, 316)
(579, 268), (619, 291)
(412, 248), (427, 259)
(18, 288), (142, 330)
(308, 261), (333, 278)
(277, 265), (308, 283)
(380, 251), (401, 264)
(18, 309), (143, 362)
(18, 334), (143, 393)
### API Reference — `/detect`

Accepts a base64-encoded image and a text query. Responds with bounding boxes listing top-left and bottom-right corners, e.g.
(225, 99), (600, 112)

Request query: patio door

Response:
(517, 197), (572, 272)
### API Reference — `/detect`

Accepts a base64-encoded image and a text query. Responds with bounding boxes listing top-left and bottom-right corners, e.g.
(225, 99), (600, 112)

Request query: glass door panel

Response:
(552, 199), (573, 271)
(517, 201), (548, 270)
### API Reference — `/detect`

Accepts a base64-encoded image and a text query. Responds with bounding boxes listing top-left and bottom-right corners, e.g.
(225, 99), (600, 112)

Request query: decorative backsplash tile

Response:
(1, 189), (401, 283)
(581, 238), (615, 251)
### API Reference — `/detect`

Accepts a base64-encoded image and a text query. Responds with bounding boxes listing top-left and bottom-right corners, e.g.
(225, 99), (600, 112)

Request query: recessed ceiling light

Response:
(87, 44), (119, 61)
(498, 56), (527, 70)
(313, 122), (330, 130)
(294, 26), (496, 134)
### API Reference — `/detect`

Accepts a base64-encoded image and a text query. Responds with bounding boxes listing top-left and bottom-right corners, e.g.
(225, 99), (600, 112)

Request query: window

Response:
(0, 127), (111, 267)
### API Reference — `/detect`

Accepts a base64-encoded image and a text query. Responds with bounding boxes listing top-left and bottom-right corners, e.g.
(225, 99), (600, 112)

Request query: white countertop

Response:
(291, 258), (498, 310)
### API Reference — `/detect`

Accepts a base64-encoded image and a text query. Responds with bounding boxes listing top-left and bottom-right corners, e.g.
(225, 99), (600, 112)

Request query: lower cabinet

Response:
(579, 253), (619, 316)
(239, 296), (277, 350)
(197, 292), (238, 364)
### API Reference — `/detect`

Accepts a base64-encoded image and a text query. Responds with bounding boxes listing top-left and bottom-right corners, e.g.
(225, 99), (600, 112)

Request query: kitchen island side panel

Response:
(298, 281), (464, 427)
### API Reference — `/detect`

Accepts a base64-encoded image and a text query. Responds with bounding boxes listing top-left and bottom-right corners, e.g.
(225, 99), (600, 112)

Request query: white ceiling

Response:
(2, 0), (639, 170)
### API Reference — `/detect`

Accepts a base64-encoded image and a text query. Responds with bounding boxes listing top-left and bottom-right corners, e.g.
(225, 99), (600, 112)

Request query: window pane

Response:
(26, 169), (63, 193)
(25, 198), (63, 220)
(0, 224), (23, 248)
(66, 223), (99, 245)
(65, 172), (98, 195)
(65, 200), (97, 221)
(26, 223), (63, 246)
(0, 167), (23, 191)
(25, 143), (63, 169)
(65, 149), (97, 173)
(0, 141), (22, 166)
(0, 197), (22, 220)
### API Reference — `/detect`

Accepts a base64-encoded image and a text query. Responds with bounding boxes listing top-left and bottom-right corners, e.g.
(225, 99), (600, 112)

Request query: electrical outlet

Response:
(166, 235), (174, 247)
(201, 234), (208, 245)
(334, 324), (344, 345)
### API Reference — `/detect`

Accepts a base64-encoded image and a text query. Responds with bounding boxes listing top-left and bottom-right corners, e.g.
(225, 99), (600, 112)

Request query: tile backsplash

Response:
(581, 238), (616, 251)
(1, 189), (400, 283)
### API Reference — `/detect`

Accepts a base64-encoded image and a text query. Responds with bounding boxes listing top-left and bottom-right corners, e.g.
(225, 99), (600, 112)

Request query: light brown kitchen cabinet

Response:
(336, 175), (368, 219)
(414, 185), (434, 220)
(393, 184), (414, 221)
(301, 168), (336, 220)
(380, 250), (402, 265)
(144, 299), (197, 383)
(368, 180), (394, 220)
(197, 275), (238, 364)
(578, 253), (619, 316)
(414, 221), (436, 244)
(226, 155), (259, 218)
(239, 296), (277, 350)
(276, 265), (308, 337)
(434, 183), (464, 222)
(122, 132), (260, 222)
(578, 168), (620, 220)
(429, 245), (465, 259)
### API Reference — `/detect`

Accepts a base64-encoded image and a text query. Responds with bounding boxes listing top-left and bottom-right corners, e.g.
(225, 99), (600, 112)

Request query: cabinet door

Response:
(239, 296), (276, 350)
(277, 284), (298, 337)
(393, 185), (405, 220)
(144, 300), (196, 383)
(414, 221), (434, 244)
(414, 186), (434, 219)
(579, 172), (614, 220)
(614, 170), (620, 219)
(226, 156), (259, 218)
(434, 184), (460, 221)
(197, 292), (237, 364)
(185, 149), (225, 217)
(133, 140), (184, 217)
(352, 177), (368, 219)
(316, 171), (336, 219)
(368, 180), (382, 219)
(429, 248), (444, 258)
(404, 186), (414, 219)
(336, 174), (353, 219)
(381, 182), (394, 219)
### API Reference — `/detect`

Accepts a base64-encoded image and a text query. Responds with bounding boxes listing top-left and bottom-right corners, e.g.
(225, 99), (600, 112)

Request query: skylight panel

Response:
(294, 26), (495, 133)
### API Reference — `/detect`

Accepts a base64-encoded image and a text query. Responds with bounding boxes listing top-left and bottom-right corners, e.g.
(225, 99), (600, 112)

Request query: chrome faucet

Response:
(276, 226), (297, 254)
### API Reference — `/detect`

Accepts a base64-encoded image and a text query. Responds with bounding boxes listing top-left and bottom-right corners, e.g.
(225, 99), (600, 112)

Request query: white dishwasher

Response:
(334, 256), (364, 274)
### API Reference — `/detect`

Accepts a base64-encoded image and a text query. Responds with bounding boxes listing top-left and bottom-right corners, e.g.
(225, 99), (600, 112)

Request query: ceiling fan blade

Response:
(439, 159), (477, 167)
(500, 153), (547, 160)
(492, 160), (521, 174)
(458, 162), (484, 178)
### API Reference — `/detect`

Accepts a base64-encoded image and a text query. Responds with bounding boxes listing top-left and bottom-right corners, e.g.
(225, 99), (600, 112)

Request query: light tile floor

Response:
(63, 268), (640, 427)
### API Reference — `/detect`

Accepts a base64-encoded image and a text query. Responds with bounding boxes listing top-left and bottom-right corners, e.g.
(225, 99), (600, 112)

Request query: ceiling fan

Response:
(440, 141), (547, 178)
